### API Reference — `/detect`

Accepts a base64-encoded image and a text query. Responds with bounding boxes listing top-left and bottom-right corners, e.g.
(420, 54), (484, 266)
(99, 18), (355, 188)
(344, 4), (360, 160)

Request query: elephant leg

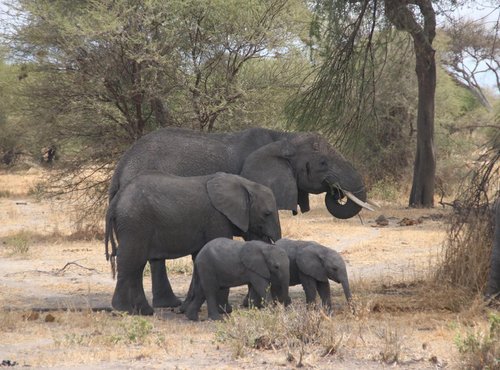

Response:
(151, 259), (182, 308)
(112, 244), (152, 315)
(242, 290), (250, 308)
(299, 273), (318, 306)
(185, 272), (205, 321)
(201, 276), (223, 321)
(217, 288), (232, 314)
(316, 281), (332, 312)
(178, 252), (198, 313)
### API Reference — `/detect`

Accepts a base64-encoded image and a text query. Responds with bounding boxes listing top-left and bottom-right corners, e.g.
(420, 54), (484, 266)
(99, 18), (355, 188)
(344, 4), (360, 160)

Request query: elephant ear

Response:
(240, 242), (271, 280)
(296, 244), (328, 282)
(207, 173), (250, 232)
(241, 140), (298, 212)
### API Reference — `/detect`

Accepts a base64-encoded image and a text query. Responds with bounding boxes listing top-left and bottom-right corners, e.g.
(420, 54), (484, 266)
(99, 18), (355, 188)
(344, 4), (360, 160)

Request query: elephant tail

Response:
(104, 208), (118, 279)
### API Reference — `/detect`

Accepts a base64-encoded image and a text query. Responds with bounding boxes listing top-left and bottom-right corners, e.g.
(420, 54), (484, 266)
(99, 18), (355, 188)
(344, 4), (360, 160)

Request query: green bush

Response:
(455, 313), (500, 369)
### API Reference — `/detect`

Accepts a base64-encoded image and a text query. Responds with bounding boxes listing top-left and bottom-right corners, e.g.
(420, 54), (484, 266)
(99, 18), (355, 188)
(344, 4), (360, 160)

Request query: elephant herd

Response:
(105, 127), (375, 319)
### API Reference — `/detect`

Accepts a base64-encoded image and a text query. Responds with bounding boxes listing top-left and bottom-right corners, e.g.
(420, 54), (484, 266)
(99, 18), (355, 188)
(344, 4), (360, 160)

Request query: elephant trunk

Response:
(244, 225), (281, 244)
(277, 278), (290, 306)
(325, 187), (368, 219)
(272, 271), (290, 306)
(341, 279), (354, 314)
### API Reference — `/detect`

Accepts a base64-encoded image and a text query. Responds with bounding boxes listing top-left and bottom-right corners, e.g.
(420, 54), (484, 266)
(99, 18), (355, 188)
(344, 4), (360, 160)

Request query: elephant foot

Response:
(207, 312), (223, 321)
(178, 300), (190, 313)
(241, 295), (249, 308)
(136, 304), (154, 316)
(185, 308), (199, 321)
(218, 303), (232, 314)
(152, 295), (182, 308)
(112, 297), (154, 316)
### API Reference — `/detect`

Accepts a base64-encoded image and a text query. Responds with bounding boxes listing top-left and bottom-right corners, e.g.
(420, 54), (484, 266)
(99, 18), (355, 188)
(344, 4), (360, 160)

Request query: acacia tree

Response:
(291, 0), (440, 207)
(442, 18), (500, 109)
(177, 0), (306, 131)
(2, 0), (307, 214)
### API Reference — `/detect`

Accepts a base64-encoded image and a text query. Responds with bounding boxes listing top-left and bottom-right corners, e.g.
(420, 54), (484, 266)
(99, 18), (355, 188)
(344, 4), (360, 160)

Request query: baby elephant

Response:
(185, 238), (290, 321)
(246, 239), (352, 311)
(276, 239), (352, 311)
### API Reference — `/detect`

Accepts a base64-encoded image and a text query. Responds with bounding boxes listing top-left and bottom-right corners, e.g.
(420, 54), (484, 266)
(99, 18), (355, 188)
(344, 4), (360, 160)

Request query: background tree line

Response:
(0, 0), (498, 211)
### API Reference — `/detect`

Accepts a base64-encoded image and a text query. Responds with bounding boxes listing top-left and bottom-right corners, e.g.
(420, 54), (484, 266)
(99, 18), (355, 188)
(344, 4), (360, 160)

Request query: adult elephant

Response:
(109, 127), (373, 308)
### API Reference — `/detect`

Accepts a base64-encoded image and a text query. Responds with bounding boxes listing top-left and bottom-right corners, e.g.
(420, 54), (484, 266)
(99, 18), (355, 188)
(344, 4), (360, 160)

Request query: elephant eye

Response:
(264, 210), (272, 216)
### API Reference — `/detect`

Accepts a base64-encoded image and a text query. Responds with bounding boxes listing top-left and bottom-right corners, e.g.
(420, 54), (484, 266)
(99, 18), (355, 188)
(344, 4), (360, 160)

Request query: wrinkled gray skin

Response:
(109, 127), (367, 308)
(248, 239), (352, 311)
(185, 238), (290, 321)
(486, 198), (500, 299)
(105, 172), (281, 315)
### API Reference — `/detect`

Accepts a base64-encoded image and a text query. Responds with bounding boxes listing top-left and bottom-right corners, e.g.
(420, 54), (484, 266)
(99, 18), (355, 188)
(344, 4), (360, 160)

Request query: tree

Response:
(441, 18), (500, 109)
(176, 0), (308, 131)
(289, 0), (441, 207)
(385, 0), (437, 207)
(1, 0), (309, 215)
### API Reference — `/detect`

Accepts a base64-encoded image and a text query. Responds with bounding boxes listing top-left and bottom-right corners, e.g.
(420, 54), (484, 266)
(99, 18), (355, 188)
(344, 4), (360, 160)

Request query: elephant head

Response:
(240, 241), (290, 305)
(296, 243), (352, 303)
(207, 173), (282, 243)
(240, 133), (373, 219)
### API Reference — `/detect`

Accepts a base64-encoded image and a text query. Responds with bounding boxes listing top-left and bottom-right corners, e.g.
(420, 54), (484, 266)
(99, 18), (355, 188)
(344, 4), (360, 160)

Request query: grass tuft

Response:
(216, 303), (348, 364)
(0, 190), (12, 198)
(3, 231), (32, 255)
(455, 312), (500, 369)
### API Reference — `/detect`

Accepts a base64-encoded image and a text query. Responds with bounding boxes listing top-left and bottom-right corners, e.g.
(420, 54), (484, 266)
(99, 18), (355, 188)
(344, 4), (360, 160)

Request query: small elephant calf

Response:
(247, 239), (352, 312)
(185, 238), (290, 321)
(277, 238), (352, 311)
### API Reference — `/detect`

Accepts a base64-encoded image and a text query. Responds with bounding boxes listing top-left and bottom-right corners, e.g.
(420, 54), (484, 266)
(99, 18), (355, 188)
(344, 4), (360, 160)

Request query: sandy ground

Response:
(0, 170), (487, 369)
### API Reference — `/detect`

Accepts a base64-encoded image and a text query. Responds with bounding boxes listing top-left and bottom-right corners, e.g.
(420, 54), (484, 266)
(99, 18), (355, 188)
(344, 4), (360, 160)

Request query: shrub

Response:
(215, 304), (348, 365)
(455, 313), (500, 369)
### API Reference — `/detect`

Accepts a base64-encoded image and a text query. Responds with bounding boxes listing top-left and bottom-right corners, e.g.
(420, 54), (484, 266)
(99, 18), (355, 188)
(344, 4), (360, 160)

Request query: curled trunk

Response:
(325, 188), (367, 219)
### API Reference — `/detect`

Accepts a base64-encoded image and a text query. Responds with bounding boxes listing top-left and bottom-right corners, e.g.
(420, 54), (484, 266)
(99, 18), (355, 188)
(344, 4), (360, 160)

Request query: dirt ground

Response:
(0, 169), (492, 369)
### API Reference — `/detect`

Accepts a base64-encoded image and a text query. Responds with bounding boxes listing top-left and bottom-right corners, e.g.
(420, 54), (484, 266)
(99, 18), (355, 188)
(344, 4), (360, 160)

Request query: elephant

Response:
(246, 239), (352, 312)
(108, 126), (374, 308)
(184, 238), (290, 321)
(486, 198), (500, 299)
(105, 172), (281, 315)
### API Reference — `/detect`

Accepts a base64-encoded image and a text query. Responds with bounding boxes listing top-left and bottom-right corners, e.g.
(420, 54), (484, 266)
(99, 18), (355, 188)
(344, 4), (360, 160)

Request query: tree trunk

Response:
(150, 98), (175, 127)
(486, 199), (500, 298)
(409, 42), (436, 207)
(384, 0), (436, 208)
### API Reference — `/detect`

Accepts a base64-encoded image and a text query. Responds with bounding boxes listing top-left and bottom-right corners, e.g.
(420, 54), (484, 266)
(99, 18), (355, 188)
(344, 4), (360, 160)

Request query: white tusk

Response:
(366, 199), (381, 208)
(344, 191), (375, 212)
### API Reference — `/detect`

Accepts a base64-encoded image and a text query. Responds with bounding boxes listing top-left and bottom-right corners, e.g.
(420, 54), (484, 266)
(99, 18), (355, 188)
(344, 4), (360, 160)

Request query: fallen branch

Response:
(4, 260), (99, 277)
(55, 261), (99, 275)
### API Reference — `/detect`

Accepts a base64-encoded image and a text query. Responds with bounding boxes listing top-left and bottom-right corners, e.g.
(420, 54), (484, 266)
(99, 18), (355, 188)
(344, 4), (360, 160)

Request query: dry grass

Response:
(0, 309), (220, 368)
(215, 303), (351, 364)
(435, 147), (498, 295)
(0, 168), (43, 197)
(436, 213), (493, 294)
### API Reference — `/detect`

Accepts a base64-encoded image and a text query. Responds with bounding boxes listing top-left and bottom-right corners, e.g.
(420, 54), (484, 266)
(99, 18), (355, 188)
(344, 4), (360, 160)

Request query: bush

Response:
(455, 313), (500, 369)
(215, 304), (348, 365)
